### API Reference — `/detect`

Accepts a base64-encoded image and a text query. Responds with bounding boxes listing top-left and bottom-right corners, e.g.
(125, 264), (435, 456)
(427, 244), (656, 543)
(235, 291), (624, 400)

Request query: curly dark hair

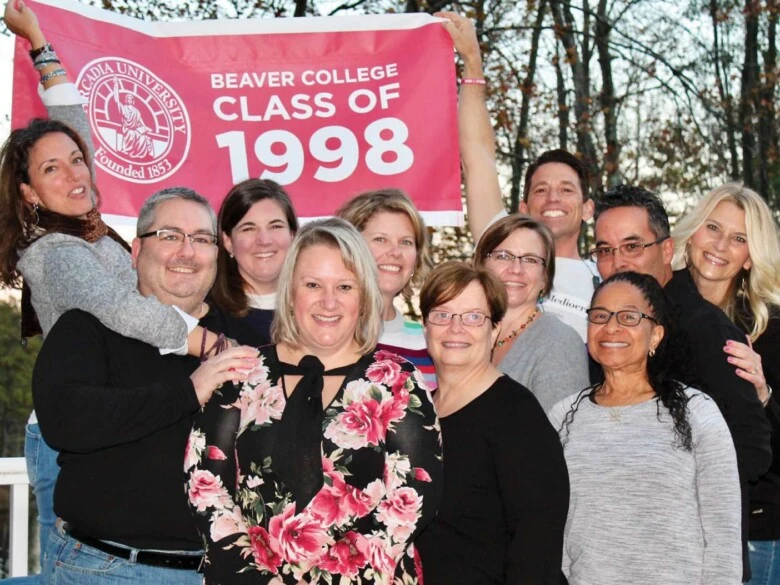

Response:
(0, 118), (97, 288)
(560, 271), (700, 451)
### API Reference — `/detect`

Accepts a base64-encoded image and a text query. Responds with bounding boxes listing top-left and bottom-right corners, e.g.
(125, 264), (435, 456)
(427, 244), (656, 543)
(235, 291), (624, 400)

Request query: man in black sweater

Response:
(33, 188), (258, 585)
(591, 185), (772, 582)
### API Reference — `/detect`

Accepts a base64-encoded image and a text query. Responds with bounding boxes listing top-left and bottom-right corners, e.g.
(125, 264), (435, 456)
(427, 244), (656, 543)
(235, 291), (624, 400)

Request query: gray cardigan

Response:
(498, 312), (590, 412)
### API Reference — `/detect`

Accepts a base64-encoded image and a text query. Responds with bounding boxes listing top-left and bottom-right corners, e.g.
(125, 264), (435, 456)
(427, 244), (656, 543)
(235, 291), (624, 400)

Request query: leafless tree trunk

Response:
(758, 0), (778, 198)
(710, 0), (741, 179)
(596, 0), (620, 187)
(741, 0), (761, 187)
(510, 0), (549, 212)
(550, 0), (602, 192)
(554, 42), (570, 151)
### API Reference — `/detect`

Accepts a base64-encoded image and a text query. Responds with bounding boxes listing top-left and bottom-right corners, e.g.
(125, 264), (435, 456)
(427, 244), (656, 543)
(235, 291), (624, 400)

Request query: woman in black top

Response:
(672, 182), (780, 582)
(416, 262), (569, 585)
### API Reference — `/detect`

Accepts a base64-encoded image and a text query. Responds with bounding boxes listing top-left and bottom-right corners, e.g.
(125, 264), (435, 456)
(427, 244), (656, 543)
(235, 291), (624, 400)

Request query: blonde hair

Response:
(672, 182), (780, 340)
(336, 189), (431, 300)
(272, 217), (382, 353)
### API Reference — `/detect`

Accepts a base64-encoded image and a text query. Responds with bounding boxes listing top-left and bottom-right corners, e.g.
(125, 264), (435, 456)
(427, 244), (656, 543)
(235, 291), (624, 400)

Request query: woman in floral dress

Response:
(185, 218), (442, 585)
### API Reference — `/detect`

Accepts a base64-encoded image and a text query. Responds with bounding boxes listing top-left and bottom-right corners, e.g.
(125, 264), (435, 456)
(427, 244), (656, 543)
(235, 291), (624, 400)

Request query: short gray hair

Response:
(272, 217), (382, 353)
(137, 187), (217, 235)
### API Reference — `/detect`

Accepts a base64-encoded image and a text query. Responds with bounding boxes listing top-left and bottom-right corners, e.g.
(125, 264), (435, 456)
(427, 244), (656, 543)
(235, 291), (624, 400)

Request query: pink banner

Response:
(11, 0), (462, 225)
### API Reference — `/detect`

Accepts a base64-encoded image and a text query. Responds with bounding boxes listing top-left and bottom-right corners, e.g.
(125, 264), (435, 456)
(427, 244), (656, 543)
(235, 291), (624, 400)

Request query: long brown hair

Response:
(0, 118), (97, 287)
(211, 179), (298, 316)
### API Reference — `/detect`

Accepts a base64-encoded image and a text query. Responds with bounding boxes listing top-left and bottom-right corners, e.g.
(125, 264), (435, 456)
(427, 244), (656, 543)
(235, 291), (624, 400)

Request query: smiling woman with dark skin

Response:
(549, 271), (742, 585)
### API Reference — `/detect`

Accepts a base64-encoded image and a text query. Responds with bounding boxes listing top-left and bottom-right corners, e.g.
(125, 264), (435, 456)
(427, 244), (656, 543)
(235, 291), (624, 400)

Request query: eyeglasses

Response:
(427, 311), (491, 327)
(138, 229), (218, 247)
(586, 309), (657, 327)
(589, 237), (667, 263)
(486, 250), (546, 267)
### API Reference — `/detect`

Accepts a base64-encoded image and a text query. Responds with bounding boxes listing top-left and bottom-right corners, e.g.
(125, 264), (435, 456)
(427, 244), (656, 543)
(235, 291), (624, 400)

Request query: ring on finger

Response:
(751, 367), (758, 375)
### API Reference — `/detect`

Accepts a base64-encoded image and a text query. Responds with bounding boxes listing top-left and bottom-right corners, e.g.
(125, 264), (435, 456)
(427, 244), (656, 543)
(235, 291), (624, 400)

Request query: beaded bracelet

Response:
(460, 77), (486, 85)
(40, 68), (67, 83)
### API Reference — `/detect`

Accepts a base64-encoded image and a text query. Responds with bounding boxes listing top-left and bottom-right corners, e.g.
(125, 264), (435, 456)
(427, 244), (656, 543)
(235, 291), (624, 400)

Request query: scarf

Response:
(22, 207), (131, 339)
(273, 354), (358, 511)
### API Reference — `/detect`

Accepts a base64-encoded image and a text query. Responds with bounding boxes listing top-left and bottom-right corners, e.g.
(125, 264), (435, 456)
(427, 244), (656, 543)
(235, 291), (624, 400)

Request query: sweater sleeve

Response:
(688, 393), (743, 584)
(43, 85), (95, 160)
(686, 315), (772, 483)
(184, 382), (266, 585)
(375, 363), (444, 545)
(495, 382), (569, 585)
(33, 310), (200, 453)
(32, 237), (188, 349)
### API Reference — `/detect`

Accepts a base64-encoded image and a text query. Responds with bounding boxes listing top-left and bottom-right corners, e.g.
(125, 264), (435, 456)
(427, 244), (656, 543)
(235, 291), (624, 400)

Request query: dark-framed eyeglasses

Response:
(427, 311), (491, 327)
(138, 229), (218, 247)
(589, 237), (668, 263)
(486, 250), (546, 267)
(586, 308), (657, 327)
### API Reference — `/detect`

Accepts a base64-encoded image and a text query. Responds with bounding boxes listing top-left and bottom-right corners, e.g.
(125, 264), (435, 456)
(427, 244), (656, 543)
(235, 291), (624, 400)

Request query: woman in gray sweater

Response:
(473, 214), (590, 411)
(548, 271), (742, 585)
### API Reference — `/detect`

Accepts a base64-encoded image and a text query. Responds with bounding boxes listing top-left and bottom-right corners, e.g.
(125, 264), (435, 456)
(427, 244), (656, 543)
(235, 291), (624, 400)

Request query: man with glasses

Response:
(592, 184), (771, 582)
(33, 187), (258, 585)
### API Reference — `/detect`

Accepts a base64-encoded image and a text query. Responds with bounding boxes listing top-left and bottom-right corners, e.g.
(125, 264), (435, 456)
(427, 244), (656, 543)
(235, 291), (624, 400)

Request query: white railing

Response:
(0, 457), (30, 577)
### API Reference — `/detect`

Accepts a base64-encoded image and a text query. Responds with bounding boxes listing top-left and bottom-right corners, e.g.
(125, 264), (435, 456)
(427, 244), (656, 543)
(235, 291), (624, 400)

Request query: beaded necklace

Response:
(495, 308), (540, 347)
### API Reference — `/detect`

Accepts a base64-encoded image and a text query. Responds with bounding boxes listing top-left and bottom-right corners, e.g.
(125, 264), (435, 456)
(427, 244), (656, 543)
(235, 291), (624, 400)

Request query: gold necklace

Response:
(496, 309), (539, 347)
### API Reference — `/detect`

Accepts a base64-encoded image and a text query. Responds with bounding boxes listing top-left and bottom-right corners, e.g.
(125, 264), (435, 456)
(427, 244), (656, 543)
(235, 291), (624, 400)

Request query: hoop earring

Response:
(683, 243), (691, 267)
(27, 203), (40, 231)
(649, 348), (656, 357)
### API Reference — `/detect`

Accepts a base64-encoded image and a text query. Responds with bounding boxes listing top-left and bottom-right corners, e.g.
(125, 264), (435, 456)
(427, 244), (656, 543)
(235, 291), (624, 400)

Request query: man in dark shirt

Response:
(33, 188), (258, 584)
(591, 184), (772, 581)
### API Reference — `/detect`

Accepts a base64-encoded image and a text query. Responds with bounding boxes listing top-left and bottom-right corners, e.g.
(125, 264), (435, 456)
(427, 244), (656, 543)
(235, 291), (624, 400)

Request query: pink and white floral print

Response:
(185, 347), (442, 585)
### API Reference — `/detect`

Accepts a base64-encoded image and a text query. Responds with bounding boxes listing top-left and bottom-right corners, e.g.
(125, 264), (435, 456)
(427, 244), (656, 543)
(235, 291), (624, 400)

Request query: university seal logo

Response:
(76, 57), (191, 184)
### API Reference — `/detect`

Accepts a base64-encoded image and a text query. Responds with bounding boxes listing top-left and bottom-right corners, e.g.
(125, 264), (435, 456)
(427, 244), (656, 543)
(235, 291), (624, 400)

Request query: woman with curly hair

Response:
(548, 271), (742, 585)
(672, 183), (780, 582)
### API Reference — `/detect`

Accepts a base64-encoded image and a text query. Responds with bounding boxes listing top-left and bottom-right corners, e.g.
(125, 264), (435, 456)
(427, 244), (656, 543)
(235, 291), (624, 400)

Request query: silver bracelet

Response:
(762, 385), (773, 407)
(33, 45), (60, 71)
(40, 68), (67, 83)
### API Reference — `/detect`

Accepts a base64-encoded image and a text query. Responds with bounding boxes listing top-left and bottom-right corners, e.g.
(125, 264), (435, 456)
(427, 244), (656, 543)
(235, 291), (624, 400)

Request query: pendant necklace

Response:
(496, 308), (539, 348)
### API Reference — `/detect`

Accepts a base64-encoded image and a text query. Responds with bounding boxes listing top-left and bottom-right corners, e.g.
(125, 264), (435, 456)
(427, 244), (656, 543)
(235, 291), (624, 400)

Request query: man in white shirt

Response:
(448, 15), (599, 341)
(517, 150), (600, 340)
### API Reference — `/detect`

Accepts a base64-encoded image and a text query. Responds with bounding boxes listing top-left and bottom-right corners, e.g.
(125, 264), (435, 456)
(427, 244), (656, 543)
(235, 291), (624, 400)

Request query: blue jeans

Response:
(42, 521), (203, 585)
(747, 540), (780, 584)
(0, 424), (61, 583)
